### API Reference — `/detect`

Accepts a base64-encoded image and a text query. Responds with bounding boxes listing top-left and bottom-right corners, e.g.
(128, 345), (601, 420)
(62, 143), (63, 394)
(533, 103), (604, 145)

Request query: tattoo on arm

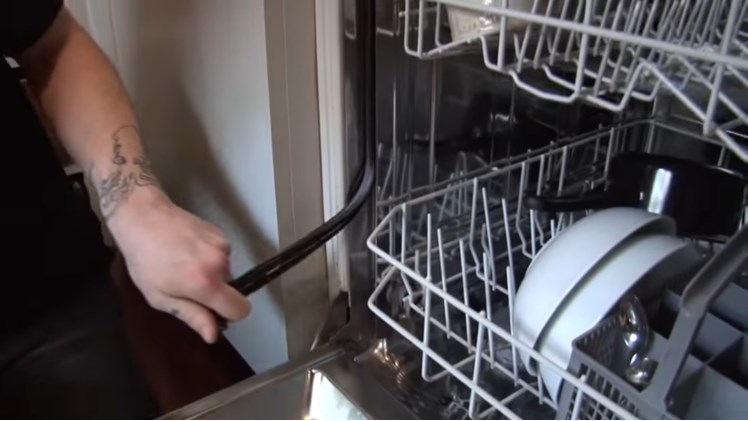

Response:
(93, 124), (161, 219)
(134, 156), (159, 185)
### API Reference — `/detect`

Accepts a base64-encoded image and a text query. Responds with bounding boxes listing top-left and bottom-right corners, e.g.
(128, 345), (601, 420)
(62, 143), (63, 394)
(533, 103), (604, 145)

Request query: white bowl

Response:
(536, 232), (704, 402)
(514, 207), (675, 375)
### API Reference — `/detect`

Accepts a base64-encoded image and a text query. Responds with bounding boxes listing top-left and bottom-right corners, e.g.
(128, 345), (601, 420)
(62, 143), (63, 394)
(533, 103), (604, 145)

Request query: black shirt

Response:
(1, 0), (111, 333)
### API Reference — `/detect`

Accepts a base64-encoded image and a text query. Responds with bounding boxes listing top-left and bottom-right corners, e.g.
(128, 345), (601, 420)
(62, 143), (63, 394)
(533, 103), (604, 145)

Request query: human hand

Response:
(106, 189), (251, 343)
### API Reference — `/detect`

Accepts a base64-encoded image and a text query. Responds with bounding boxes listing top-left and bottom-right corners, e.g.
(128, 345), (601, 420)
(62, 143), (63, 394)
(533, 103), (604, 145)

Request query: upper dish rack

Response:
(398, 0), (748, 162)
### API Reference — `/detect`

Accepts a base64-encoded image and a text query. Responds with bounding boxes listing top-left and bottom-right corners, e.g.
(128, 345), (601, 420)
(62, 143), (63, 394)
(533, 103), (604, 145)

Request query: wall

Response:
(65, 0), (328, 371)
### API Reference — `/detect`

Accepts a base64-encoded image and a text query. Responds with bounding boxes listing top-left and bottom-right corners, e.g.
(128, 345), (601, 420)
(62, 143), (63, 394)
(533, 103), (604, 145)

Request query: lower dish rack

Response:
(366, 118), (747, 419)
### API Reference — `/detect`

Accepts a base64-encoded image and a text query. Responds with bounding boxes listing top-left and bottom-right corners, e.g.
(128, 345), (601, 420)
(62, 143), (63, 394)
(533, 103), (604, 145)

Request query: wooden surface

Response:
(111, 255), (254, 415)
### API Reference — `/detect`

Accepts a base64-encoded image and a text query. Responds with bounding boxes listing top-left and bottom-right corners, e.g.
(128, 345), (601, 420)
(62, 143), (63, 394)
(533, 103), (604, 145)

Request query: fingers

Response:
(183, 276), (251, 322)
(207, 282), (252, 320)
(147, 277), (250, 343)
(209, 233), (231, 255)
(201, 223), (231, 255)
(176, 250), (250, 321)
(152, 294), (220, 344)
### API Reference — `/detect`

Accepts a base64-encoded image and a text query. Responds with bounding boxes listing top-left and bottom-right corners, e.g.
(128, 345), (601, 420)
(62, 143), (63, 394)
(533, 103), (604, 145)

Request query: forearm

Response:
(19, 9), (162, 220)
(10, 6), (248, 341)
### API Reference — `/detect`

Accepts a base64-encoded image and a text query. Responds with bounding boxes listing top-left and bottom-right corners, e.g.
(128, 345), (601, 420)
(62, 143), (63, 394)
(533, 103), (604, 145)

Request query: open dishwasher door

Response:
(159, 296), (444, 420)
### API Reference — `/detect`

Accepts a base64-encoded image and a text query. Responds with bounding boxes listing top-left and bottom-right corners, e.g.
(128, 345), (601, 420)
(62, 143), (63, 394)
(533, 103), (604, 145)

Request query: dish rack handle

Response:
(642, 225), (748, 408)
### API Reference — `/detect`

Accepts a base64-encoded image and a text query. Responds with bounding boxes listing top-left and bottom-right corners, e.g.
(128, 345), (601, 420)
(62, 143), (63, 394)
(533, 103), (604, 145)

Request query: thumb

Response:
(156, 295), (221, 344)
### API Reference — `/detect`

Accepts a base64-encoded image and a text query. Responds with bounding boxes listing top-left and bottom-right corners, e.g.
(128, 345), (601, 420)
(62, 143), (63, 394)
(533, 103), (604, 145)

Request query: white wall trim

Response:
(266, 0), (330, 359)
(315, 0), (349, 296)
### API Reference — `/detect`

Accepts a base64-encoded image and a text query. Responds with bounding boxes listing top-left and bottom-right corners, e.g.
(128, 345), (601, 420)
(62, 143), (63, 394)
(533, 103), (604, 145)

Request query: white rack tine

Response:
(514, 0), (541, 73)
(480, 223), (489, 273)
(535, 209), (546, 247)
(400, 203), (407, 254)
(570, 375), (589, 420)
(501, 198), (516, 283)
(482, 252), (495, 369)
(433, 161), (439, 186)
(545, 141), (555, 183)
(469, 178), (482, 269)
(705, 0), (741, 135)
(550, 218), (557, 239)
(604, 127), (615, 178)
(512, 33), (522, 66)
(416, 0), (426, 55)
(459, 240), (473, 352)
(497, 0), (508, 69)
(481, 187), (497, 290)
(536, 355), (545, 405)
(536, 154), (546, 195)
(428, 61), (438, 184)
(718, 146), (728, 167)
(616, 0), (641, 78)
(427, 213), (433, 280)
(437, 229), (451, 339)
(530, 209), (537, 257)
(434, 2), (443, 47)
(563, 0), (582, 61)
(399, 151), (409, 198)
(557, 145), (568, 195)
(468, 311), (486, 419)
(457, 170), (464, 215)
(506, 265), (519, 386)
(415, 249), (421, 277)
(388, 207), (395, 254)
(550, 0), (571, 62)
(400, 204), (414, 294)
(681, 0), (705, 46)
(380, 158), (393, 201)
(517, 162), (531, 258)
(532, 0), (553, 65)
(592, 0), (610, 54)
(421, 279), (433, 380)
(738, 0), (748, 40)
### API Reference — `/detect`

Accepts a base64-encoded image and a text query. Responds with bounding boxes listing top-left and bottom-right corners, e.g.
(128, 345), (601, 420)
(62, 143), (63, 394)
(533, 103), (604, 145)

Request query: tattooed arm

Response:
(16, 7), (157, 218)
(15, 8), (250, 343)
(91, 124), (160, 219)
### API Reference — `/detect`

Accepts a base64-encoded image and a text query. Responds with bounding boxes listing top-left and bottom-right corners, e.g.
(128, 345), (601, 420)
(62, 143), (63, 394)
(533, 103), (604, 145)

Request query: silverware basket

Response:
(557, 229), (748, 420)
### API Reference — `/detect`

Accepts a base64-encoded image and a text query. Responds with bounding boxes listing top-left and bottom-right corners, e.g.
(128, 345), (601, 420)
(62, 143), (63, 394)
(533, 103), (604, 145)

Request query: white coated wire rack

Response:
(400, 0), (748, 162)
(366, 119), (745, 420)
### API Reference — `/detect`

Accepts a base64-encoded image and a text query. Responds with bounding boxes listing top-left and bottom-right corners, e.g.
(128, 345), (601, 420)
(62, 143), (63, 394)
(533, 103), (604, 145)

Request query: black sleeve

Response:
(0, 0), (64, 57)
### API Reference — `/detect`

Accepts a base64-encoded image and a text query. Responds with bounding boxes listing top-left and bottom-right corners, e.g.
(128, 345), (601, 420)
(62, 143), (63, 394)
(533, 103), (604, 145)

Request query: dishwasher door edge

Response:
(159, 339), (429, 420)
(158, 345), (343, 420)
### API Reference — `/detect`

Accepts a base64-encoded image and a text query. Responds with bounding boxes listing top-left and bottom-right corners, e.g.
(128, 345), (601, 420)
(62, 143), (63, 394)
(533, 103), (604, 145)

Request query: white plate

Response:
(514, 207), (675, 375)
(536, 233), (703, 401)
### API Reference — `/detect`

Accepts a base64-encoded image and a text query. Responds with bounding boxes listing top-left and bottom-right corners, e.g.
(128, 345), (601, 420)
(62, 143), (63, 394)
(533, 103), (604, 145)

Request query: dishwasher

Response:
(163, 0), (748, 419)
